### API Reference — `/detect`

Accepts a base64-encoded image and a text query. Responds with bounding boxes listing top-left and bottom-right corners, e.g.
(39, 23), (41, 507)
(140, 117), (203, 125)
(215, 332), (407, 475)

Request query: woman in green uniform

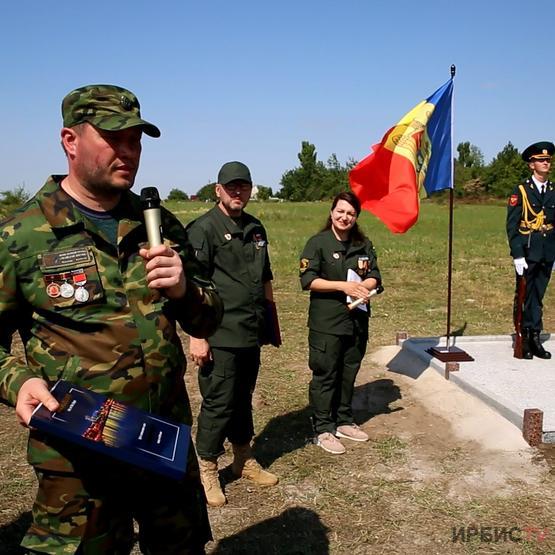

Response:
(299, 191), (382, 454)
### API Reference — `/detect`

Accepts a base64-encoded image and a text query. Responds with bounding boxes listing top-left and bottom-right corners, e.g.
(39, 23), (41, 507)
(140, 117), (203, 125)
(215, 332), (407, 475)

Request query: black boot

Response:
(530, 330), (551, 359)
(522, 328), (533, 359)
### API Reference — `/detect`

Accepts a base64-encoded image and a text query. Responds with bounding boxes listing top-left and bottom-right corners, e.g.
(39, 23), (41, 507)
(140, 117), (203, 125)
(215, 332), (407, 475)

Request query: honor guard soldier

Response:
(507, 141), (555, 359)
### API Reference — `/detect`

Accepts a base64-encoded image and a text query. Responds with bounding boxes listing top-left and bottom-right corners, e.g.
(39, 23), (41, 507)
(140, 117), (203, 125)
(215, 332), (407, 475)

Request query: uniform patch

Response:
(300, 258), (309, 273)
(253, 233), (266, 248)
(357, 256), (369, 276)
(39, 248), (94, 270)
(509, 194), (518, 207)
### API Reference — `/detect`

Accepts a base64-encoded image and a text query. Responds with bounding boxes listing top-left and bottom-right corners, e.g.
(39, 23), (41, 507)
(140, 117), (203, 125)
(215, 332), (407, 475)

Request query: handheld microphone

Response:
(140, 187), (163, 247)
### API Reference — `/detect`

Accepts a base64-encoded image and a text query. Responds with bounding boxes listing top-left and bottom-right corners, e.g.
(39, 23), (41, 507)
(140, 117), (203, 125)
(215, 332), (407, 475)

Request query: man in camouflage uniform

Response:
(187, 162), (279, 508)
(0, 84), (223, 554)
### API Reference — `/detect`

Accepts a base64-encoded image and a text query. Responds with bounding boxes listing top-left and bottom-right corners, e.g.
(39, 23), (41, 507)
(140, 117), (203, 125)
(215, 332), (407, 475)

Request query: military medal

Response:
(46, 282), (61, 298)
(72, 270), (87, 287)
(72, 269), (89, 302)
(74, 287), (90, 303)
(60, 282), (74, 298)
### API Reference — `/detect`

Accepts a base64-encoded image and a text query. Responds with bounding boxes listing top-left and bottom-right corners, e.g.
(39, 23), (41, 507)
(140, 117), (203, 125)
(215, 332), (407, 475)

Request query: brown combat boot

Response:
(231, 443), (279, 486)
(199, 458), (226, 507)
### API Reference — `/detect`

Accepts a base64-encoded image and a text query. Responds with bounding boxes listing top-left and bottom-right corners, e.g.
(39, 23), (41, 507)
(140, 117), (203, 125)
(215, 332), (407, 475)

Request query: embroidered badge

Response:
(253, 233), (266, 248)
(357, 256), (369, 276)
(300, 258), (309, 273)
(509, 195), (518, 206)
(333, 252), (340, 259)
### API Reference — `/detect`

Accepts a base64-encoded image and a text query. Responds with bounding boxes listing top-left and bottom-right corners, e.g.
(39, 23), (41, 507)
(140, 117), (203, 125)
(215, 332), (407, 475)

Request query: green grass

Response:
(166, 199), (531, 347)
(3, 199), (555, 555)
(372, 436), (407, 464)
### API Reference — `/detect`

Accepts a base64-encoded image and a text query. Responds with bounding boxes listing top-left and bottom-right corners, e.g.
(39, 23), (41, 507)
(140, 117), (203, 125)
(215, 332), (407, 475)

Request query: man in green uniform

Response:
(187, 161), (279, 507)
(0, 84), (222, 554)
(507, 141), (555, 359)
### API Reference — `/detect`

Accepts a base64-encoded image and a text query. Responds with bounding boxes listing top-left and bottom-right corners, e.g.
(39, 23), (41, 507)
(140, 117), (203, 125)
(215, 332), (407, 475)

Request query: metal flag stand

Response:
(426, 65), (474, 363)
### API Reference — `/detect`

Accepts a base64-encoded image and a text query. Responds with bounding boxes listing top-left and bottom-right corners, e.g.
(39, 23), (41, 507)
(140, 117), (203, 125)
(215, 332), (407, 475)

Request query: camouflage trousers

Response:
(22, 436), (211, 554)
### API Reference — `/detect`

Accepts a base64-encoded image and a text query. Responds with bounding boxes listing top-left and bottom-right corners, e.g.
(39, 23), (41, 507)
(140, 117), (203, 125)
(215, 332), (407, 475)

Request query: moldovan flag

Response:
(349, 78), (454, 233)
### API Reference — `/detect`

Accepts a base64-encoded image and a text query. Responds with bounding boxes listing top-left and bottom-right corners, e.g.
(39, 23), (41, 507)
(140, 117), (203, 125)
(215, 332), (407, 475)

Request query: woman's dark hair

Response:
(321, 191), (367, 244)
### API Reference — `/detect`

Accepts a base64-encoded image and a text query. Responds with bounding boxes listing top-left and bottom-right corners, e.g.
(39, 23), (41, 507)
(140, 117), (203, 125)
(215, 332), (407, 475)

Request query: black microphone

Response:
(140, 187), (163, 247)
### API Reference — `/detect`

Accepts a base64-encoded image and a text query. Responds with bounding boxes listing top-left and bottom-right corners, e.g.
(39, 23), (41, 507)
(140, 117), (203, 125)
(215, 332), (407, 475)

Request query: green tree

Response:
(255, 185), (273, 200)
(0, 186), (29, 219)
(279, 141), (324, 201)
(457, 141), (484, 168)
(454, 142), (486, 196)
(196, 182), (217, 202)
(319, 154), (352, 199)
(279, 142), (355, 201)
(483, 142), (528, 198)
(167, 188), (189, 202)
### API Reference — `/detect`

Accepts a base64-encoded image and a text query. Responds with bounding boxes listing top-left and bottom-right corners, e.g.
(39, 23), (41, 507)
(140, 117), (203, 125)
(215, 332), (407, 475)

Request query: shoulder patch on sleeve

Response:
(509, 194), (518, 206)
(300, 258), (309, 273)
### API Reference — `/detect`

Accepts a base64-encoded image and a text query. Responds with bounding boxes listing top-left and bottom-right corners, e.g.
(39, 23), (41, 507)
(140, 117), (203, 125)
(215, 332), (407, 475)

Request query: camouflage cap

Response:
(217, 161), (252, 185)
(61, 84), (161, 137)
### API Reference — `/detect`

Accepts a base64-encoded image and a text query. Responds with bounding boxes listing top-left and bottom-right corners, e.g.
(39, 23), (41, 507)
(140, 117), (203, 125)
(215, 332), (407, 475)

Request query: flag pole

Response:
(445, 64), (456, 348)
(427, 64), (474, 363)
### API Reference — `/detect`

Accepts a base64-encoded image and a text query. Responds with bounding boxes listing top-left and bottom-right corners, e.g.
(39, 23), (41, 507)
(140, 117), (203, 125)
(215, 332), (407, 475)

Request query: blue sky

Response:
(2, 1), (553, 198)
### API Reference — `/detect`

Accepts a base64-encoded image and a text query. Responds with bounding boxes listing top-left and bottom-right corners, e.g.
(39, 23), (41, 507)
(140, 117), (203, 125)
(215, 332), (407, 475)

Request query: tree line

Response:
(172, 139), (543, 203)
(276, 140), (548, 201)
(0, 139), (549, 215)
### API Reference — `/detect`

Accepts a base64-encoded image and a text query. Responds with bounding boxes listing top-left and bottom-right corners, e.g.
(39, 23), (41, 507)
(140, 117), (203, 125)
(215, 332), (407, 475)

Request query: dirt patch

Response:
(367, 346), (546, 497)
(2, 345), (555, 554)
(199, 346), (555, 554)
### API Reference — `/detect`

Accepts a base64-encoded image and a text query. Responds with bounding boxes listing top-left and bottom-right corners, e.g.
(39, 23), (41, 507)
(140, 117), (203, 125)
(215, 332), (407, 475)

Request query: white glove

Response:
(513, 257), (528, 276)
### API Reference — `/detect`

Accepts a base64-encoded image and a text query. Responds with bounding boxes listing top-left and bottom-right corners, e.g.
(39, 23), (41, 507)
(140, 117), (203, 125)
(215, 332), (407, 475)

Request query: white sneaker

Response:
(336, 424), (369, 442)
(317, 432), (346, 454)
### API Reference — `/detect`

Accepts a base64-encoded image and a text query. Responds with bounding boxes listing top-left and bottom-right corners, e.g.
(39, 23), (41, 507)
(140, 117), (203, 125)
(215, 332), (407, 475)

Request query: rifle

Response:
(513, 274), (527, 358)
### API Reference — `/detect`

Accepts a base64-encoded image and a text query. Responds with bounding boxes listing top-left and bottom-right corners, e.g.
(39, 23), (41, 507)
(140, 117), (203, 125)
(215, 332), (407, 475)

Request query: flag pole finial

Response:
(450, 64), (456, 78)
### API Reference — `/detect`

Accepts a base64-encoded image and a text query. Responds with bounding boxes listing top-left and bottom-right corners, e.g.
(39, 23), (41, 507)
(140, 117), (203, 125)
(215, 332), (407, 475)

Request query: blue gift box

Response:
(31, 380), (190, 480)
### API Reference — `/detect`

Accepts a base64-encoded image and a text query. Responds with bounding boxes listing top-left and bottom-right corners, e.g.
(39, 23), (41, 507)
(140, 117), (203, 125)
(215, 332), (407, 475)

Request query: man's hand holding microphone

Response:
(139, 187), (187, 299)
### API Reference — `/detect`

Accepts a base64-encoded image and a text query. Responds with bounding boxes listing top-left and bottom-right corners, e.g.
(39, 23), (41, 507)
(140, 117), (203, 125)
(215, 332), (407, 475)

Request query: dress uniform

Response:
(300, 221), (381, 452)
(187, 161), (278, 507)
(506, 141), (555, 359)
